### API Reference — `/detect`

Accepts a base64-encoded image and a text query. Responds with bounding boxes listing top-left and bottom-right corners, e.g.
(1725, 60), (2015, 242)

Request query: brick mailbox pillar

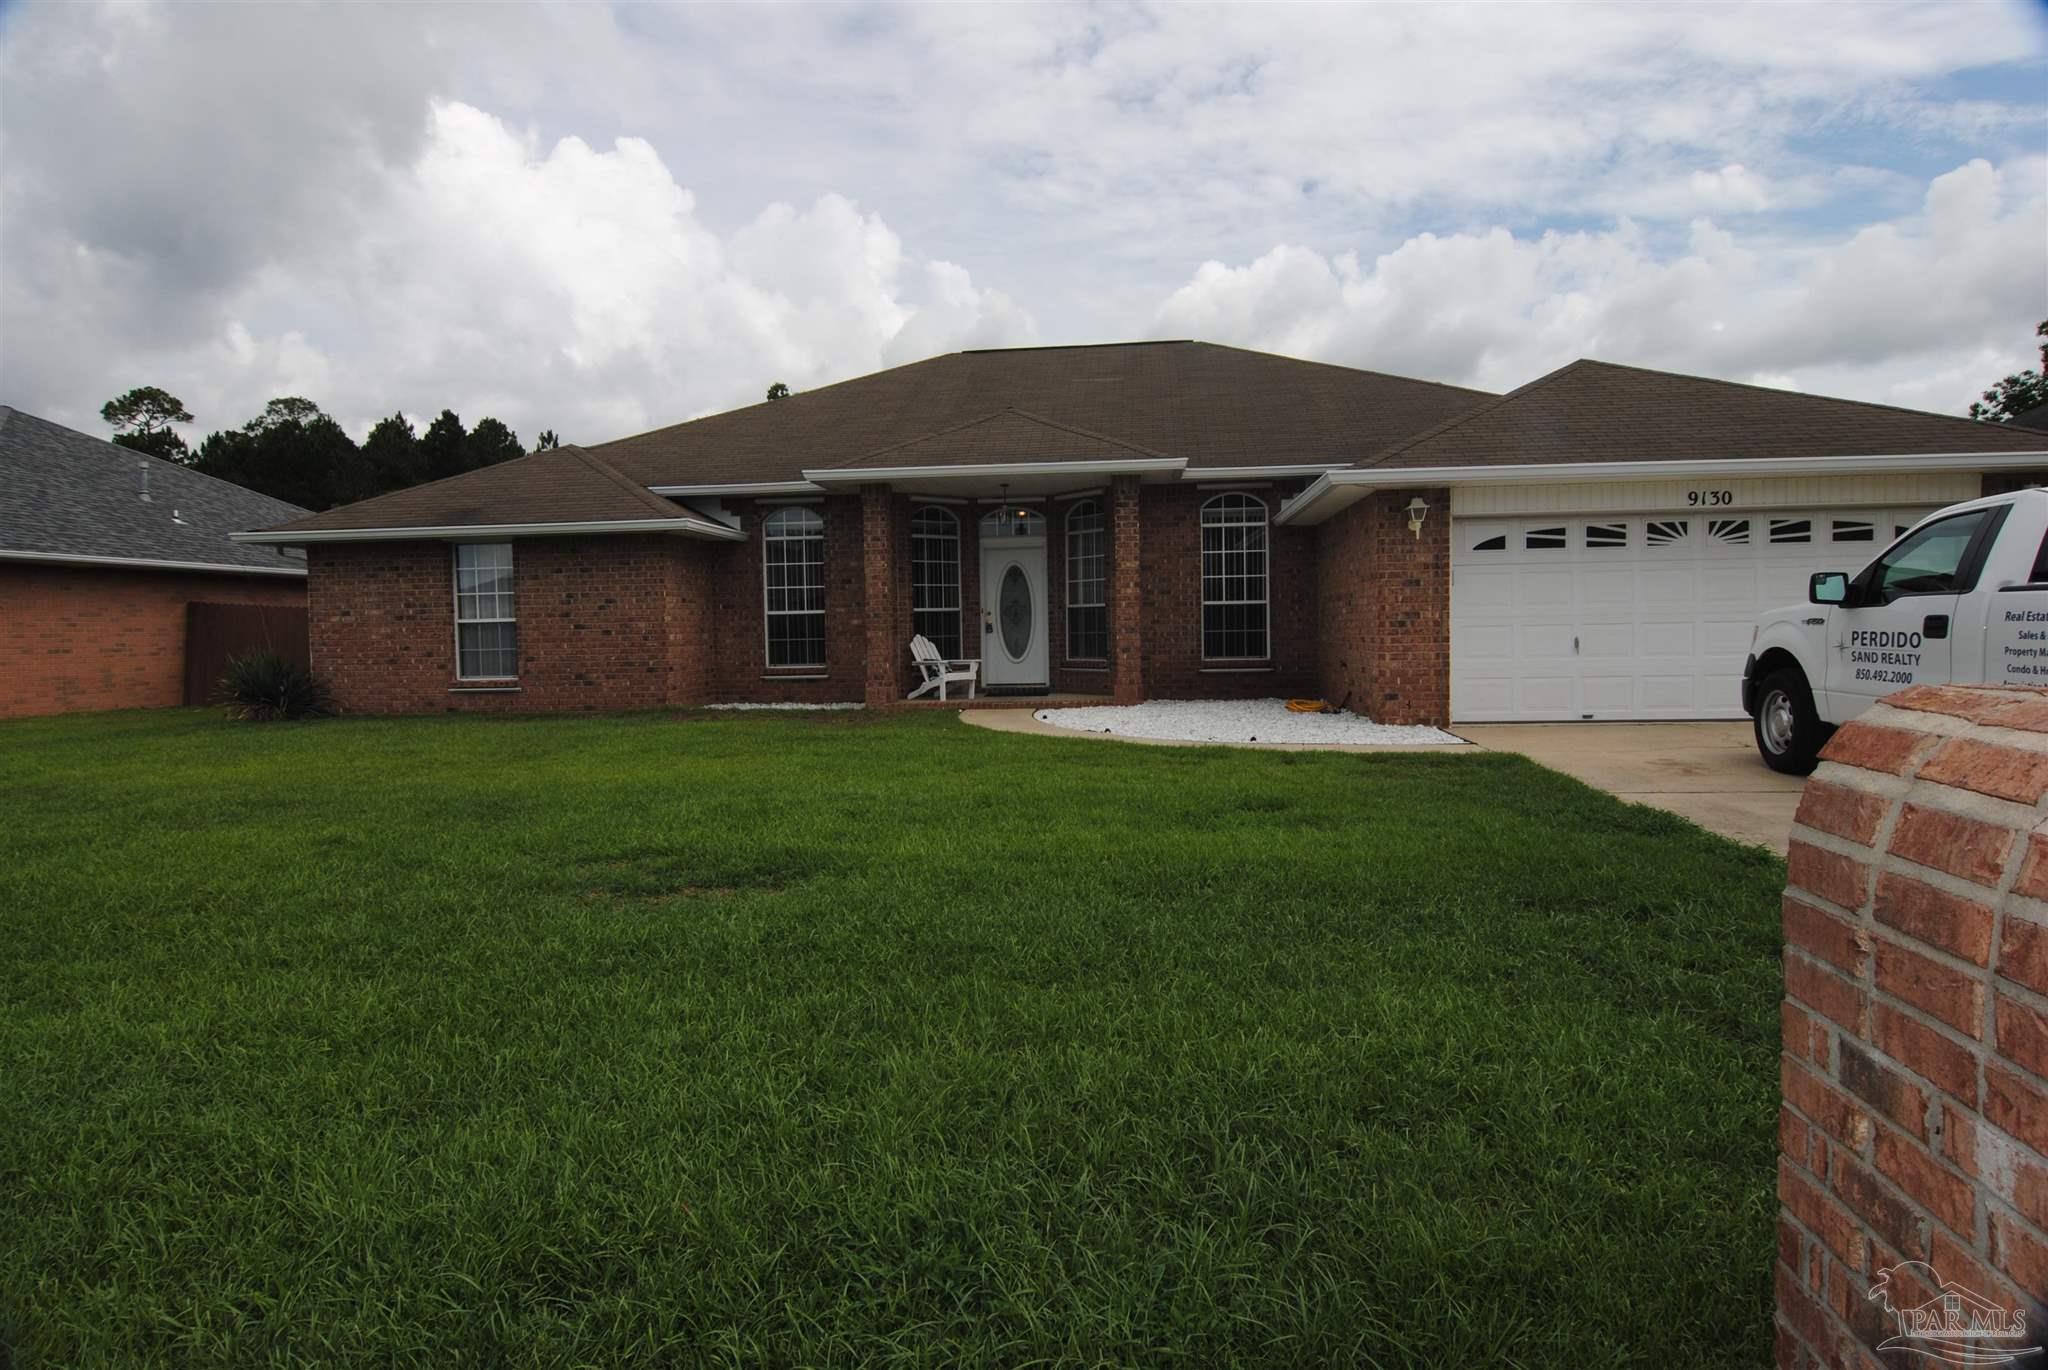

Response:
(1777, 684), (2048, 1368)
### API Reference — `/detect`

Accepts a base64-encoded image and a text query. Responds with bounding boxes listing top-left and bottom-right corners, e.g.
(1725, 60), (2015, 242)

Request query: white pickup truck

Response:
(1744, 486), (2048, 773)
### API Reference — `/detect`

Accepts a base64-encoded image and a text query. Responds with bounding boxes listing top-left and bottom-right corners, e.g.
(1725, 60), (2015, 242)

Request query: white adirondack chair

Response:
(908, 634), (980, 701)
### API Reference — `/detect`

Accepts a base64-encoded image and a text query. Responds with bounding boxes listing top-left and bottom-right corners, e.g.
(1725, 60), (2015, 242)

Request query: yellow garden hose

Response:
(1285, 698), (1334, 714)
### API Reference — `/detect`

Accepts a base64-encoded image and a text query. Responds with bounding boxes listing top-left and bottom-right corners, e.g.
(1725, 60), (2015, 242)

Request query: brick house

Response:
(235, 342), (2048, 723)
(2, 406), (308, 719)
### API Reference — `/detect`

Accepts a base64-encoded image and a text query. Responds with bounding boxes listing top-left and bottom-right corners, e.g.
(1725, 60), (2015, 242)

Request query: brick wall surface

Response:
(309, 536), (717, 714)
(1313, 489), (1450, 727)
(0, 562), (305, 719)
(861, 486), (897, 706)
(1137, 482), (1317, 701)
(1110, 477), (1144, 704)
(298, 474), (1449, 715)
(705, 496), (868, 704)
(1777, 684), (2048, 1369)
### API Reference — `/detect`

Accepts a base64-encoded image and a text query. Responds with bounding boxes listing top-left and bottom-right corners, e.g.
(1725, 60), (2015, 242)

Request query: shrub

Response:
(214, 651), (334, 722)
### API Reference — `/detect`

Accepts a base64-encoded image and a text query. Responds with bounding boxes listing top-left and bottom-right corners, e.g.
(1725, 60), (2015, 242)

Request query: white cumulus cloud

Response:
(1153, 158), (2048, 414)
(2, 90), (1035, 446)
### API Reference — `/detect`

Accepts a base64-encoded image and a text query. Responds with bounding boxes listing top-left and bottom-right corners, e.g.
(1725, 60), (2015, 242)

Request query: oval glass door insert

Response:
(998, 563), (1032, 659)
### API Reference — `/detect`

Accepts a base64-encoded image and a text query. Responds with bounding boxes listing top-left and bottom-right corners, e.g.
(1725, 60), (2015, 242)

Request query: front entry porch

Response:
(856, 473), (1148, 709)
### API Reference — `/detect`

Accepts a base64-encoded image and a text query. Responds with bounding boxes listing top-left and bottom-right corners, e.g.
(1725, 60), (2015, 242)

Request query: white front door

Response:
(980, 537), (1048, 688)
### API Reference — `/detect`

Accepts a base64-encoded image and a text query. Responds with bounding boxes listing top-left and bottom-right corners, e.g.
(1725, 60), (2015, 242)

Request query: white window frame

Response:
(762, 505), (826, 669)
(453, 542), (517, 681)
(910, 505), (962, 658)
(1065, 499), (1107, 662)
(1200, 492), (1270, 662)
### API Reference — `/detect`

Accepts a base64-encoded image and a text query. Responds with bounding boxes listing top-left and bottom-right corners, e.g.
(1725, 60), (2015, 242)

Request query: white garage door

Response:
(1451, 508), (1938, 721)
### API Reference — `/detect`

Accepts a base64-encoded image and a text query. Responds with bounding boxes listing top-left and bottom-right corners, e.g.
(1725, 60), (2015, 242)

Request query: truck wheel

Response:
(1753, 668), (1827, 775)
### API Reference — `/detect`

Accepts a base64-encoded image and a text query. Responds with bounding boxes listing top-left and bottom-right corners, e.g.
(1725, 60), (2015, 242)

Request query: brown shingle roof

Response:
(591, 341), (1492, 485)
(833, 408), (1173, 470)
(1362, 359), (2048, 470)
(252, 445), (712, 535)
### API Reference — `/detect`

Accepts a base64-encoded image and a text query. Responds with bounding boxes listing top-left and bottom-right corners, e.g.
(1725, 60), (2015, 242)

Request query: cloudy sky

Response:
(3, 2), (2045, 452)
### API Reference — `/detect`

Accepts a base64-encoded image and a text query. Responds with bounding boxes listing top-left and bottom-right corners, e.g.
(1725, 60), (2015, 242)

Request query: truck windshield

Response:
(1874, 509), (1992, 600)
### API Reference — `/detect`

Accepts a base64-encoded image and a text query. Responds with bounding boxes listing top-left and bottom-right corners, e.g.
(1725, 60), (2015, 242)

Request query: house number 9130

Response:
(1687, 489), (1734, 507)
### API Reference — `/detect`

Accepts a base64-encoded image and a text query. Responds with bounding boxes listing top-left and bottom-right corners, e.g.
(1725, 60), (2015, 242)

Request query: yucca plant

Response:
(214, 651), (334, 722)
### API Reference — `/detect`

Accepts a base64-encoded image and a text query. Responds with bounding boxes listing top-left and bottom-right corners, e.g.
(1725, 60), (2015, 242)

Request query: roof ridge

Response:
(958, 339), (1192, 354)
(585, 340), (1497, 457)
(996, 407), (1172, 458)
(1356, 359), (1593, 468)
(1194, 340), (1496, 399)
(834, 406), (1171, 468)
(1570, 357), (2029, 434)
(584, 352), (957, 455)
(563, 444), (696, 517)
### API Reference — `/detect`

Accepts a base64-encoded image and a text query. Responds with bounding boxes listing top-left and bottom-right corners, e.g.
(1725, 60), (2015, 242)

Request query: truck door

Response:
(1824, 506), (1998, 710)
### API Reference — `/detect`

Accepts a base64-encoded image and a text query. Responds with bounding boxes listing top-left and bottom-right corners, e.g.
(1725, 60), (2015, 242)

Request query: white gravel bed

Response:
(705, 701), (864, 711)
(1034, 698), (1464, 746)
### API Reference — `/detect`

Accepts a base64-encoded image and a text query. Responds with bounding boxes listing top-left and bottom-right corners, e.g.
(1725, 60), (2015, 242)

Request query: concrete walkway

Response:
(962, 710), (1798, 850)
(1455, 721), (1802, 851)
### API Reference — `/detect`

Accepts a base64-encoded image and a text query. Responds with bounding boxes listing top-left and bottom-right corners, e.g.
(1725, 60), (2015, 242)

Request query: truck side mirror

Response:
(1809, 571), (1849, 605)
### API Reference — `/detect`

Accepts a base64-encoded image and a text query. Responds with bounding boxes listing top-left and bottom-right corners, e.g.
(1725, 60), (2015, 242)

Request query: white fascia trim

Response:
(231, 517), (747, 545)
(1274, 473), (1341, 526)
(647, 480), (824, 497)
(1180, 463), (1351, 480)
(801, 457), (1187, 483)
(0, 548), (308, 577)
(1275, 450), (2048, 525)
(1354, 451), (2048, 485)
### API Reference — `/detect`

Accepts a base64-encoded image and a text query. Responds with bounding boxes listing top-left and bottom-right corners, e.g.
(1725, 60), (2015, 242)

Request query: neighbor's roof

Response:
(245, 443), (728, 539)
(0, 405), (309, 575)
(590, 341), (1494, 485)
(1359, 359), (2048, 470)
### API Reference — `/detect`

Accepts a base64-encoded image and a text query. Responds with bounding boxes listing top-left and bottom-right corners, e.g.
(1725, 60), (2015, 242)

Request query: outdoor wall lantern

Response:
(1404, 496), (1430, 539)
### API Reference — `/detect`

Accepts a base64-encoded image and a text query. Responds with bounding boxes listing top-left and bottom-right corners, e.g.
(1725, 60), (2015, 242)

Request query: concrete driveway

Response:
(1455, 721), (1802, 851)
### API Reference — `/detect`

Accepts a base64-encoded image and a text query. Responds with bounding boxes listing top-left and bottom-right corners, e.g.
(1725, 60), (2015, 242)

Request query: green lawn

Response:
(1, 708), (1786, 1367)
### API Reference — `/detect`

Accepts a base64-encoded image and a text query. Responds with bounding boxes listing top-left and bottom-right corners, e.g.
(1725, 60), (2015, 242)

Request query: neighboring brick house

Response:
(1, 407), (308, 719)
(236, 342), (2048, 723)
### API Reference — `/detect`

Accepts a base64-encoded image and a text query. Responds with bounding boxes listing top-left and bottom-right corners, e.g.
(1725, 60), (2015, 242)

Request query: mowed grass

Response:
(1, 708), (1786, 1367)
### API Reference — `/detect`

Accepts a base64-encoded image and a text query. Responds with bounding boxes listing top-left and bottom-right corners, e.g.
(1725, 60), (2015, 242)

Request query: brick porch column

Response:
(861, 484), (896, 707)
(1110, 474), (1144, 704)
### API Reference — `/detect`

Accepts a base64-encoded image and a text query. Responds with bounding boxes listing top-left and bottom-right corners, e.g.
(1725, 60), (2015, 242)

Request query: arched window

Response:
(1065, 501), (1107, 661)
(1200, 493), (1268, 661)
(910, 506), (962, 658)
(762, 506), (825, 667)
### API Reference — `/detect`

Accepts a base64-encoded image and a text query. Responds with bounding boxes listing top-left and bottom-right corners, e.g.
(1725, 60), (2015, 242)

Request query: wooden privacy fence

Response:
(183, 603), (311, 705)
